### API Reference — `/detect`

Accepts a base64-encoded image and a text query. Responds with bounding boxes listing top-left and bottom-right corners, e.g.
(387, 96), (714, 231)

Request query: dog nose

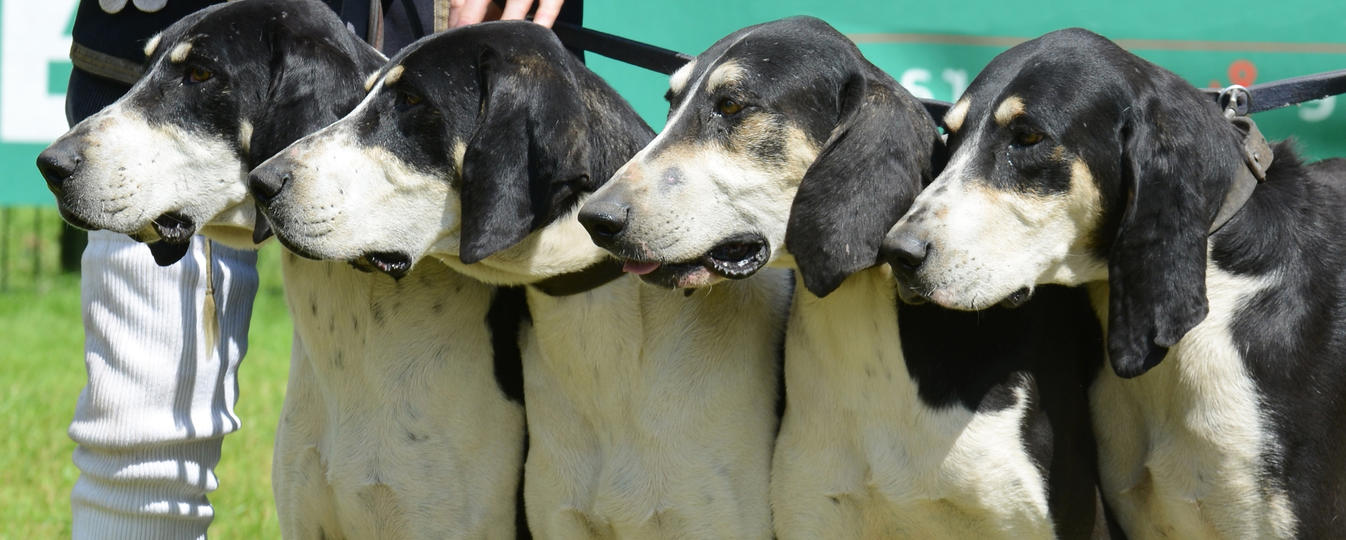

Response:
(883, 230), (930, 275)
(36, 138), (82, 194)
(249, 167), (290, 204)
(578, 199), (630, 246)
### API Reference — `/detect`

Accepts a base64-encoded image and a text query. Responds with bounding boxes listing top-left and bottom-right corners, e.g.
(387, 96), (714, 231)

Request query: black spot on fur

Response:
(487, 286), (527, 404)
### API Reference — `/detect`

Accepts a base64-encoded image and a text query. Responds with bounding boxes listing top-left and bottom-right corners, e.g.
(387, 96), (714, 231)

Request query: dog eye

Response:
(716, 98), (744, 116)
(1012, 131), (1044, 147)
(186, 67), (213, 84)
(398, 91), (424, 109)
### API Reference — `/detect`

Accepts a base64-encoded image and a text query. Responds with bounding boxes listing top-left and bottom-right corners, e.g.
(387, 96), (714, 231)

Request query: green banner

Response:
(585, 0), (1346, 158)
(3, 0), (1343, 205)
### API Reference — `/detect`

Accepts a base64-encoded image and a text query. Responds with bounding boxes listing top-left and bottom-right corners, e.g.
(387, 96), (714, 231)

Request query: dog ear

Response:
(1106, 95), (1234, 378)
(786, 71), (940, 297)
(250, 24), (370, 168)
(458, 46), (592, 264)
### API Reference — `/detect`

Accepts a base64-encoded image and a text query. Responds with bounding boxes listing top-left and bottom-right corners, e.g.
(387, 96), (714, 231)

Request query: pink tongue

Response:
(622, 260), (661, 275)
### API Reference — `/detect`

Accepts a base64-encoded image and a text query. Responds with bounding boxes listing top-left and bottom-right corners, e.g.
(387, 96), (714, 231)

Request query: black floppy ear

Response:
(249, 26), (370, 168)
(458, 47), (592, 264)
(1106, 95), (1234, 377)
(786, 72), (940, 297)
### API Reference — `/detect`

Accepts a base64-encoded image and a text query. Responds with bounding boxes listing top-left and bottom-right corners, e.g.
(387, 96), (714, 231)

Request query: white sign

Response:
(1, 0), (77, 143)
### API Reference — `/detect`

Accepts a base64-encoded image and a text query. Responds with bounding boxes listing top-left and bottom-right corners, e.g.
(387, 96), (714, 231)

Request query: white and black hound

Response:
(578, 17), (1113, 538)
(250, 21), (792, 538)
(37, 1), (530, 538)
(884, 27), (1346, 539)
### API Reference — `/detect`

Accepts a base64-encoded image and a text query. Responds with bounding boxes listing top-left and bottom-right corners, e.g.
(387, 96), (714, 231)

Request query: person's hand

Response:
(448, 0), (565, 29)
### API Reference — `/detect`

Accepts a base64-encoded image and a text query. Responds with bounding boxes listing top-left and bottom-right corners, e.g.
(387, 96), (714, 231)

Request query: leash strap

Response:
(1202, 68), (1346, 115)
(550, 22), (955, 120)
(1209, 97), (1273, 235)
(551, 21), (692, 75)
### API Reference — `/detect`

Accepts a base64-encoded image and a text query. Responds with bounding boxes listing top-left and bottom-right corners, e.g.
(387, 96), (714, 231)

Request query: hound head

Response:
(250, 21), (651, 282)
(882, 28), (1244, 377)
(35, 0), (380, 263)
(578, 16), (942, 296)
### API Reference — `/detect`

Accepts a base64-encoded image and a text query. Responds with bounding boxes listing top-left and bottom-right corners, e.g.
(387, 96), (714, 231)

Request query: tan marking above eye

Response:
(364, 71), (380, 92)
(994, 96), (1025, 127)
(169, 41), (193, 63)
(383, 64), (406, 87)
(706, 61), (745, 94)
(943, 98), (970, 133)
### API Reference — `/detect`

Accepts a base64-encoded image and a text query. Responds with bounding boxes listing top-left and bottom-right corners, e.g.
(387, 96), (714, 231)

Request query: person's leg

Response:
(65, 68), (259, 539)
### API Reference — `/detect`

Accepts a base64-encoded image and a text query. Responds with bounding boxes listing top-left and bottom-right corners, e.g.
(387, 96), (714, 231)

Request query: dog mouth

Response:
(55, 205), (98, 232)
(998, 287), (1033, 309)
(151, 212), (196, 244)
(621, 234), (770, 289)
(355, 251), (413, 279)
(894, 278), (1034, 311)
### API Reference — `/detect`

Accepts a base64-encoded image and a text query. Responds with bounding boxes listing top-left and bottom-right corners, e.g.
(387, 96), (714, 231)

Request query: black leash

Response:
(551, 21), (692, 75)
(551, 21), (956, 120)
(1204, 68), (1346, 115)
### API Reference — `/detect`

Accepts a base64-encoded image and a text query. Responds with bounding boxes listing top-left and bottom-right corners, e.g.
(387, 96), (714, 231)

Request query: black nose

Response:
(249, 167), (290, 204)
(578, 199), (630, 246)
(36, 138), (82, 194)
(883, 230), (930, 275)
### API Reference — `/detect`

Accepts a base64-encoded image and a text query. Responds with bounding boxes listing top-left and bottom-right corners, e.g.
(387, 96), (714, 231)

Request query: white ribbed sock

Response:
(70, 230), (257, 539)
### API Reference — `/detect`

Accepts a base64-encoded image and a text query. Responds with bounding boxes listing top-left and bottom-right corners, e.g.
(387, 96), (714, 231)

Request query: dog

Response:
(36, 1), (529, 537)
(577, 17), (1112, 538)
(248, 21), (792, 538)
(883, 27), (1346, 538)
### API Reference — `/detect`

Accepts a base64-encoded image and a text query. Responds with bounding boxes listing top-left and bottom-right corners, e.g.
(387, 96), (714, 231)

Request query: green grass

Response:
(0, 207), (293, 538)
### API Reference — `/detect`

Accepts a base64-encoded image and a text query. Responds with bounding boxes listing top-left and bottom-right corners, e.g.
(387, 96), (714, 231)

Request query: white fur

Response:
(1088, 263), (1296, 539)
(143, 32), (162, 57)
(274, 256), (524, 539)
(602, 48), (1056, 536)
(257, 124), (455, 263)
(667, 59), (696, 96)
(53, 104), (250, 243)
(891, 152), (1108, 308)
(772, 266), (1054, 539)
(55, 37), (525, 537)
(266, 65), (793, 538)
(520, 270), (789, 539)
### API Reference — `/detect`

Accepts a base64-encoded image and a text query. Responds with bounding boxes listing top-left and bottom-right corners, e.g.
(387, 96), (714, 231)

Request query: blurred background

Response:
(2, 0), (1342, 536)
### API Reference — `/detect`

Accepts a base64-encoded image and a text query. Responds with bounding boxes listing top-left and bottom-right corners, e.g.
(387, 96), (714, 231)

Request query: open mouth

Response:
(357, 251), (413, 279)
(151, 212), (196, 244)
(621, 234), (770, 289)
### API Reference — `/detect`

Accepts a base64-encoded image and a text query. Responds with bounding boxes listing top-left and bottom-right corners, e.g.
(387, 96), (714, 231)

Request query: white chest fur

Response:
(520, 270), (791, 540)
(772, 266), (1053, 539)
(1089, 266), (1295, 539)
(273, 255), (525, 540)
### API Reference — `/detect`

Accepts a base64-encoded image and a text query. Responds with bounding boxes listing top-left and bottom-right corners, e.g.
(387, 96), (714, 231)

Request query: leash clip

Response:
(1218, 84), (1252, 120)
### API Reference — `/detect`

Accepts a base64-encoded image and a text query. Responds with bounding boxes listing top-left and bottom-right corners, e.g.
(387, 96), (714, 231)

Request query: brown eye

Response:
(716, 98), (744, 116)
(1013, 131), (1044, 146)
(187, 67), (213, 83)
(402, 92), (423, 106)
